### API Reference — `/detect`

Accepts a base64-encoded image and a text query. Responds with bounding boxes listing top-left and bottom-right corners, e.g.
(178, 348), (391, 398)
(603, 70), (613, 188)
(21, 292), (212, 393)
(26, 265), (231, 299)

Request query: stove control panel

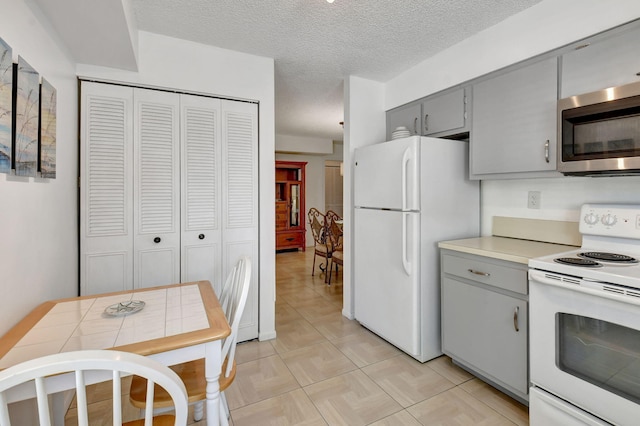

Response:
(580, 204), (640, 239)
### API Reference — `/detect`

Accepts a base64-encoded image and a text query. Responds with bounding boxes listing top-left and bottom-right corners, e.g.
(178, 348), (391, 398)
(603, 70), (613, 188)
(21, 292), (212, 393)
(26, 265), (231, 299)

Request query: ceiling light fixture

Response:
(327, 0), (335, 3)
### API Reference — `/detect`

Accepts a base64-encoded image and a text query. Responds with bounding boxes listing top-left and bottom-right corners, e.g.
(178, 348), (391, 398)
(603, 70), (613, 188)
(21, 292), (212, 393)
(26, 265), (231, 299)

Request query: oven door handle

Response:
(529, 269), (640, 307)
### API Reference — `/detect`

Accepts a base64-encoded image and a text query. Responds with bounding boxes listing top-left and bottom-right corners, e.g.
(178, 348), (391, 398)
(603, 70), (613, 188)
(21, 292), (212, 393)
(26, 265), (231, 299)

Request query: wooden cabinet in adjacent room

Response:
(275, 161), (306, 251)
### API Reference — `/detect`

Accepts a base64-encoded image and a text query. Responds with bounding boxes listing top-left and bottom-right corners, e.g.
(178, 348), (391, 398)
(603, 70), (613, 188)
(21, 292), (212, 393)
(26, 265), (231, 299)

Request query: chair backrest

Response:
(325, 210), (343, 251)
(307, 208), (326, 244)
(218, 256), (252, 378)
(0, 350), (188, 426)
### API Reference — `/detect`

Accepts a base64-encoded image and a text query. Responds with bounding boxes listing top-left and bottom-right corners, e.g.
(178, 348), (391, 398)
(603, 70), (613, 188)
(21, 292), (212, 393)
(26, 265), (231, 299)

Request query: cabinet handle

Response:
(153, 237), (161, 243)
(286, 237), (295, 241)
(467, 269), (490, 277)
(513, 306), (520, 332)
(424, 114), (429, 132)
(413, 117), (418, 134)
(545, 140), (550, 163)
(198, 234), (205, 240)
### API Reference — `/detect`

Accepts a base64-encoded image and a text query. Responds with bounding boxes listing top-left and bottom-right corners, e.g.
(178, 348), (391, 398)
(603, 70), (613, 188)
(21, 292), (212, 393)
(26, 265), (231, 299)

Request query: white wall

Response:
(276, 145), (343, 248)
(76, 31), (277, 341)
(481, 177), (640, 235)
(276, 134), (333, 154)
(377, 0), (640, 237)
(0, 0), (78, 336)
(386, 0), (640, 110)
(343, 76), (386, 319)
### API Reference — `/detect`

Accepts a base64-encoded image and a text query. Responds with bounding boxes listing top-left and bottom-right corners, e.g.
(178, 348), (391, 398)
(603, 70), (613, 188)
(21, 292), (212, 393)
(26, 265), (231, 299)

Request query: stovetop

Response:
(529, 204), (640, 289)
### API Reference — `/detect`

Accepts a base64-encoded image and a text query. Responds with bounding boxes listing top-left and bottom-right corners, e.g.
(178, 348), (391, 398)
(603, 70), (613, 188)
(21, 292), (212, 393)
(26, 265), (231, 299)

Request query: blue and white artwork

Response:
(0, 37), (11, 174)
(15, 56), (39, 177)
(39, 78), (56, 178)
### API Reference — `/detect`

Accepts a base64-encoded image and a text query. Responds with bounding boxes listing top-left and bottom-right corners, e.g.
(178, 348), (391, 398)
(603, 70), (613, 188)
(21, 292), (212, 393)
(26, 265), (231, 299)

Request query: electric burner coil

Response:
(554, 257), (602, 267)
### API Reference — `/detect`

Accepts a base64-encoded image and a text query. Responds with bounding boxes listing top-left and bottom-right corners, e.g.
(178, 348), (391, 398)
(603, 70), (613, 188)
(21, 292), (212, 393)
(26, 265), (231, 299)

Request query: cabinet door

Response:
(386, 102), (421, 140)
(442, 277), (528, 396)
(80, 82), (134, 296)
(471, 57), (558, 176)
(562, 25), (640, 97)
(421, 88), (466, 136)
(180, 95), (223, 294)
(222, 100), (259, 342)
(133, 89), (181, 289)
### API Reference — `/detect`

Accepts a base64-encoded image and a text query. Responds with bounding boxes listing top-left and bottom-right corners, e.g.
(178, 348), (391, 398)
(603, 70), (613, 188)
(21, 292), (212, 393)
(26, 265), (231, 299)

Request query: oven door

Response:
(529, 269), (640, 426)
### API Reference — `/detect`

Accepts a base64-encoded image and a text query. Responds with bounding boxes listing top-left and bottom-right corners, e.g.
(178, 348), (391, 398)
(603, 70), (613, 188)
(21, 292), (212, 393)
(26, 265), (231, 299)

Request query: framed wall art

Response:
(14, 56), (39, 177)
(39, 77), (56, 178)
(0, 37), (11, 174)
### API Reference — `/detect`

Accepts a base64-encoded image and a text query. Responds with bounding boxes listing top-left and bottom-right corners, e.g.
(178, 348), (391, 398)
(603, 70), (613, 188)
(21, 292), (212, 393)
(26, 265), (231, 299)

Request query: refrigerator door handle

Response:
(401, 147), (411, 211)
(402, 212), (411, 275)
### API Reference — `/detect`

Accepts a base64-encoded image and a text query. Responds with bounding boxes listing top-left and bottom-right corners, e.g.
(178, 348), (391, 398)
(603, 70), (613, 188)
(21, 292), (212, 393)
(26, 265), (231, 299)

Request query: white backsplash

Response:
(481, 176), (640, 236)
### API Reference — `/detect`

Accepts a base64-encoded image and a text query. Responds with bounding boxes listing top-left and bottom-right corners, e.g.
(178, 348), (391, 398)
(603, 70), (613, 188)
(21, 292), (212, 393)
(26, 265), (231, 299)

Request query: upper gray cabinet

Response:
(470, 57), (560, 179)
(386, 87), (469, 141)
(561, 24), (640, 98)
(386, 101), (421, 140)
(421, 87), (468, 137)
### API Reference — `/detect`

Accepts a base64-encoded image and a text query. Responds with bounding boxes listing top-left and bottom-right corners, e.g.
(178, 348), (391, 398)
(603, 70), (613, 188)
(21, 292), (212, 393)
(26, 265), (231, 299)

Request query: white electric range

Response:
(528, 204), (640, 426)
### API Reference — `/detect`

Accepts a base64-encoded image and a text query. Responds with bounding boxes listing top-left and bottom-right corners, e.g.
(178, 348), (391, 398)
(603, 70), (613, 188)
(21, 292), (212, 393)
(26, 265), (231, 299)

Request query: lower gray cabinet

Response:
(441, 250), (529, 403)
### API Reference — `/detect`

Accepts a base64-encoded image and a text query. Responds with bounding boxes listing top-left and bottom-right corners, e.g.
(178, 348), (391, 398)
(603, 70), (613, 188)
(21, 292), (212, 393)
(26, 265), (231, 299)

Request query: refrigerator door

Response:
(354, 136), (419, 211)
(354, 207), (420, 357)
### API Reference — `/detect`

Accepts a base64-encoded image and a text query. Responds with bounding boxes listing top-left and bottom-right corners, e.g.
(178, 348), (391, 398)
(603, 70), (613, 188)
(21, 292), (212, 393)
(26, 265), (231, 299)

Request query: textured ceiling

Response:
(131, 0), (542, 141)
(37, 0), (543, 142)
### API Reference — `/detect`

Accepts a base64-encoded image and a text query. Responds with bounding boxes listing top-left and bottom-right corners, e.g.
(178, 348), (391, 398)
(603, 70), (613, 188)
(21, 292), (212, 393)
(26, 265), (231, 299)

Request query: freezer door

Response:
(354, 208), (420, 356)
(354, 137), (419, 211)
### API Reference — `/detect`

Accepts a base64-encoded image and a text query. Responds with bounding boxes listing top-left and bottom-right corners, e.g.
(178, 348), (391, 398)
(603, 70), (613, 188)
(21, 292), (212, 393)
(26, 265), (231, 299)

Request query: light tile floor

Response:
(66, 249), (529, 425)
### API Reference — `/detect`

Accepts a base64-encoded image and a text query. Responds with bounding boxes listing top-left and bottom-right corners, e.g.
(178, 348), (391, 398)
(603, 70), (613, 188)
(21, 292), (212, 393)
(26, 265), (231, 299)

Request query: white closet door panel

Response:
(133, 89), (180, 289)
(137, 247), (179, 289)
(85, 252), (130, 294)
(80, 82), (134, 295)
(223, 101), (257, 229)
(182, 242), (222, 293)
(223, 240), (258, 342)
(222, 100), (259, 341)
(180, 95), (223, 288)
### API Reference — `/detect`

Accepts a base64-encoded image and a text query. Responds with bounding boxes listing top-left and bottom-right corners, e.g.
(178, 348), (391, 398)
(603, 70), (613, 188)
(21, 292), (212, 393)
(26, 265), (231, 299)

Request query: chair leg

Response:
(194, 400), (204, 422)
(312, 253), (316, 276)
(220, 391), (230, 426)
(327, 259), (332, 285)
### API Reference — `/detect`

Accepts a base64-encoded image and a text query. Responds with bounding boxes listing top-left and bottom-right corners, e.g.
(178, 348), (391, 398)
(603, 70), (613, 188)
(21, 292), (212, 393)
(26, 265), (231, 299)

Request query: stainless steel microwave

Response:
(558, 80), (640, 176)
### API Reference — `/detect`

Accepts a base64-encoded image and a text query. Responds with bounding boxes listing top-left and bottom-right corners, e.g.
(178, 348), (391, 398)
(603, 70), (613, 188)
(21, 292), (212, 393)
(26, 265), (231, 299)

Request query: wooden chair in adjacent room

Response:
(325, 210), (343, 286)
(308, 207), (331, 276)
(129, 257), (252, 425)
(0, 349), (188, 426)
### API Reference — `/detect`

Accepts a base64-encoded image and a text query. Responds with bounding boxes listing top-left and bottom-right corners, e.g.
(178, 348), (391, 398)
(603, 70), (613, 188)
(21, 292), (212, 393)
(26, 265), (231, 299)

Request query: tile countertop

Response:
(438, 236), (578, 265)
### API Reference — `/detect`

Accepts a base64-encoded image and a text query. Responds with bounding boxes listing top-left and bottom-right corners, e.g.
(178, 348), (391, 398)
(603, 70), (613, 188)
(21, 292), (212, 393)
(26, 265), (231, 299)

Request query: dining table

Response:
(0, 280), (231, 425)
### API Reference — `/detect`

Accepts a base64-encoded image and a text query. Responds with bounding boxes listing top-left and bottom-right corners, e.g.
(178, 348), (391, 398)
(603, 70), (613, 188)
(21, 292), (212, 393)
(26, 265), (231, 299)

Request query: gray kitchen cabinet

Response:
(441, 250), (529, 404)
(561, 24), (640, 98)
(421, 87), (468, 137)
(470, 57), (559, 178)
(386, 101), (421, 140)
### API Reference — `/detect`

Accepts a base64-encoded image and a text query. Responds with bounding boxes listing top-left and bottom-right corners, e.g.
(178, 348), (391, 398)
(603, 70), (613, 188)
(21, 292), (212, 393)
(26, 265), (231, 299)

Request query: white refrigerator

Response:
(354, 136), (479, 362)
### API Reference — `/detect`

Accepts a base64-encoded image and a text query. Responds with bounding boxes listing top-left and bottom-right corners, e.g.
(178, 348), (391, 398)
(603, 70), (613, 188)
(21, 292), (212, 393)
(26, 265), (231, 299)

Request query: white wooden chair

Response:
(130, 256), (252, 425)
(0, 349), (188, 426)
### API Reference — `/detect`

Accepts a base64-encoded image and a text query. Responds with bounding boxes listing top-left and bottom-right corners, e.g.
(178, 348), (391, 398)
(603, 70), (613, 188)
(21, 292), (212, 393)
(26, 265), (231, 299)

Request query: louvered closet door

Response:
(133, 89), (181, 289)
(222, 100), (259, 342)
(80, 82), (134, 295)
(180, 95), (223, 293)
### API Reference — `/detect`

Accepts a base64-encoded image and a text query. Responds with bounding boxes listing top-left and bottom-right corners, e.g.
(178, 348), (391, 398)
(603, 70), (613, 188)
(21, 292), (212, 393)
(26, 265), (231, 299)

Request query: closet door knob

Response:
(198, 234), (205, 240)
(153, 237), (161, 243)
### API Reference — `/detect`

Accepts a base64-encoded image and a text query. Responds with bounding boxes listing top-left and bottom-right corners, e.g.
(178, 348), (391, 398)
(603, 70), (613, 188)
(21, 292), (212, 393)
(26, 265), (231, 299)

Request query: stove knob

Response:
(584, 213), (599, 225)
(601, 214), (617, 226)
